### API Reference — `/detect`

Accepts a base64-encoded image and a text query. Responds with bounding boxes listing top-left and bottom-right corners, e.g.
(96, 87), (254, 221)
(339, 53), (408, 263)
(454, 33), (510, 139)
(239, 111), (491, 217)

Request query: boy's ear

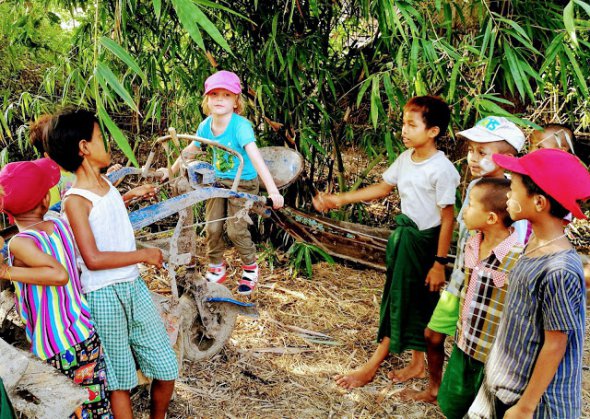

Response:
(534, 194), (549, 213)
(428, 126), (440, 139)
(41, 191), (51, 209)
(79, 139), (89, 157)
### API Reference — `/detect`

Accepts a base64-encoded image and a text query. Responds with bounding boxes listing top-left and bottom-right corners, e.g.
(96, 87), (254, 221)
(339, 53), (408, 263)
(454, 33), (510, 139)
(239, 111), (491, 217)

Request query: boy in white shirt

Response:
(314, 96), (460, 388)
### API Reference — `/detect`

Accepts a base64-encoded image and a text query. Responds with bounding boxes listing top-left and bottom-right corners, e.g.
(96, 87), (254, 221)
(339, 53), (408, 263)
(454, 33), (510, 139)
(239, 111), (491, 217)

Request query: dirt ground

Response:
(133, 250), (590, 419)
(119, 147), (590, 418)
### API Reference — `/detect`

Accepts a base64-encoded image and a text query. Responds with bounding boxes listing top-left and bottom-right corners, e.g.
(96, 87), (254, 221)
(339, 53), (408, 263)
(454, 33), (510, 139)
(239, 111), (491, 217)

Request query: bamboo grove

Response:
(1, 0), (589, 194)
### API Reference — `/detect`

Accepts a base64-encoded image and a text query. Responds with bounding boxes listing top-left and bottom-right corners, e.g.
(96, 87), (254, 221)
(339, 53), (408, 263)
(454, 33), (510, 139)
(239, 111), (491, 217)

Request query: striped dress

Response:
(9, 218), (94, 360)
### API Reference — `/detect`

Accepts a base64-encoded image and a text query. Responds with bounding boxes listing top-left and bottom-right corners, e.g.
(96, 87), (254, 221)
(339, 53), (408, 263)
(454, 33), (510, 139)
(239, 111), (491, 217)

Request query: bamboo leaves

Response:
(98, 106), (139, 167)
(99, 37), (147, 82)
(153, 0), (162, 20)
(171, 0), (232, 53)
(370, 76), (381, 129)
(564, 1), (577, 46)
(96, 62), (138, 113)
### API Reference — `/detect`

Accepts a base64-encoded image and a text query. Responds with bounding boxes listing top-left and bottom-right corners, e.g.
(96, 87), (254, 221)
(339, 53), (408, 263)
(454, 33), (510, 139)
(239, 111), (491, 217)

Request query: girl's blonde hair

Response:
(201, 93), (245, 115)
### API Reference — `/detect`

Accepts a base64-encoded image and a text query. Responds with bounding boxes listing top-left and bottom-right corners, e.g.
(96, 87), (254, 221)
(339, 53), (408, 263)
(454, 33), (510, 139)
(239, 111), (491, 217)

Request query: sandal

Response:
(237, 263), (259, 295)
(205, 262), (227, 283)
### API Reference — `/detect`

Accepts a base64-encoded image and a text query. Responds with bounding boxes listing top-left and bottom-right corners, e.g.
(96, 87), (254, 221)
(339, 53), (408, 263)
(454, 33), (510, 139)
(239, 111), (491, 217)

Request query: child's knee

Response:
(227, 221), (251, 243)
(424, 327), (445, 347)
(205, 221), (224, 239)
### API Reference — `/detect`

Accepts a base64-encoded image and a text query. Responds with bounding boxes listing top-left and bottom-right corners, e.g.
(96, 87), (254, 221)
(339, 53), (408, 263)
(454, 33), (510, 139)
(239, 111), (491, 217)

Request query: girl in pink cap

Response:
(159, 70), (284, 295)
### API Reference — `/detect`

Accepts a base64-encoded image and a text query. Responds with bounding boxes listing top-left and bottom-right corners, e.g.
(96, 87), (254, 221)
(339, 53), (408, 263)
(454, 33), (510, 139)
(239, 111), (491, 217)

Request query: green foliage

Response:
(257, 241), (279, 273)
(0, 0), (589, 207)
(287, 241), (334, 278)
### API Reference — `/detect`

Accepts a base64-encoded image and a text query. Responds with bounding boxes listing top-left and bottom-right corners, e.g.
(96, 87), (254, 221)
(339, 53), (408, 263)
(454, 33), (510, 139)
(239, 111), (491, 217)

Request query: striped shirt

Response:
(9, 218), (94, 360)
(456, 231), (523, 362)
(484, 249), (585, 418)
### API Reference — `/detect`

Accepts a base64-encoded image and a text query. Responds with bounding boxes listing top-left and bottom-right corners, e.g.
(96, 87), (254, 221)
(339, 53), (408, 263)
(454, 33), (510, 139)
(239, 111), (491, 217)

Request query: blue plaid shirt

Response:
(483, 249), (585, 418)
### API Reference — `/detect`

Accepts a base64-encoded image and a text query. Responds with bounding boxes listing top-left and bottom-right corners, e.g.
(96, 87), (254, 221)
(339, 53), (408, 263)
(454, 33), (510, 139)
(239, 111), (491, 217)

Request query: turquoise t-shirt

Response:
(193, 114), (257, 181)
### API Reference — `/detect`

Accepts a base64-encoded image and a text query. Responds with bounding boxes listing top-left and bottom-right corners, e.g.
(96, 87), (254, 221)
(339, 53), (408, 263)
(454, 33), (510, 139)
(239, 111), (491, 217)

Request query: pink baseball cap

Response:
(0, 158), (61, 222)
(493, 149), (590, 219)
(204, 70), (242, 95)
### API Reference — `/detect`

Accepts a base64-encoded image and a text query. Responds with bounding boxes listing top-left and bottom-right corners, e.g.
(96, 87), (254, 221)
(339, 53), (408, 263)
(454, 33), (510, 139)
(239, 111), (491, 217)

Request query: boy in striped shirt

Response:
(468, 149), (590, 419)
(0, 159), (111, 418)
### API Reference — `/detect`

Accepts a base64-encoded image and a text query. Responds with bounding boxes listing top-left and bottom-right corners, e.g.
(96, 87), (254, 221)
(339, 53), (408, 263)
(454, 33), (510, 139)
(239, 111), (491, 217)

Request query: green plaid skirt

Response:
(378, 214), (440, 353)
(86, 278), (178, 390)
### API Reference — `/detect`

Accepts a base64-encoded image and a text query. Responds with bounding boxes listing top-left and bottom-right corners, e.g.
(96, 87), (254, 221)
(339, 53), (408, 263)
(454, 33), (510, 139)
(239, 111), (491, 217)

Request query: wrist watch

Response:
(434, 255), (450, 265)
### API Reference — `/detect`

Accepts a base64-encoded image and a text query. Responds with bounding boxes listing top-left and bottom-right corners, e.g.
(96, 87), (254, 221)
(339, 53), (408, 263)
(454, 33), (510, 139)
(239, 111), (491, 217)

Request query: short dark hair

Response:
(520, 174), (569, 219)
(473, 177), (513, 227)
(29, 114), (53, 155)
(404, 96), (450, 140)
(45, 109), (98, 172)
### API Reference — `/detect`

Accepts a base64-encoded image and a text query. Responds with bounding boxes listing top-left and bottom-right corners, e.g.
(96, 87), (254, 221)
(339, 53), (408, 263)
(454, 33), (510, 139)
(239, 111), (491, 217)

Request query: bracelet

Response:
(434, 255), (450, 265)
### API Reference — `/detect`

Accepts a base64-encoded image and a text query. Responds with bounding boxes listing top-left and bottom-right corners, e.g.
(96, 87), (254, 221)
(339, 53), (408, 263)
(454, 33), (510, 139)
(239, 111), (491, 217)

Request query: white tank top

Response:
(64, 179), (139, 292)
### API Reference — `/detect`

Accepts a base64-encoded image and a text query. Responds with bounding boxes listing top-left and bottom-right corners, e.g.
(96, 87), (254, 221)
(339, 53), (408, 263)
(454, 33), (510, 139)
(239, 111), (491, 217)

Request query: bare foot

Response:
(399, 388), (438, 404)
(333, 367), (377, 389)
(387, 363), (426, 383)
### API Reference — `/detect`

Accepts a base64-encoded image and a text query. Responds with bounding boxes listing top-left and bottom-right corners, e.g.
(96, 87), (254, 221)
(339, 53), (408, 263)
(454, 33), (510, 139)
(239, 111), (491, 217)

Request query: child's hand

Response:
(156, 167), (170, 181)
(425, 263), (445, 292)
(141, 248), (164, 268)
(268, 193), (284, 209)
(0, 262), (9, 280)
(503, 403), (534, 419)
(126, 184), (159, 204)
(312, 193), (340, 212)
(106, 164), (123, 174)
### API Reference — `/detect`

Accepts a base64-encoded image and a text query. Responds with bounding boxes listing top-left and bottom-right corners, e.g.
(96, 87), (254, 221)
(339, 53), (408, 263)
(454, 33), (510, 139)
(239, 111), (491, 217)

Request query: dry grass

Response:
(133, 246), (590, 419)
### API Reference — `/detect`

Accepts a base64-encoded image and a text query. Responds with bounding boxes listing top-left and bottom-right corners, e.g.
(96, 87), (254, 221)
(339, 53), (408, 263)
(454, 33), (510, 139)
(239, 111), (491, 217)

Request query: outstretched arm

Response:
(122, 184), (158, 206)
(313, 181), (394, 212)
(245, 142), (284, 209)
(4, 237), (68, 286)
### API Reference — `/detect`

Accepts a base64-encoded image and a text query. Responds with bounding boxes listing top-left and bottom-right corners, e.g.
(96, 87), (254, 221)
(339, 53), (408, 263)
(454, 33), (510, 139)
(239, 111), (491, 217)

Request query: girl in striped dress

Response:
(0, 158), (111, 418)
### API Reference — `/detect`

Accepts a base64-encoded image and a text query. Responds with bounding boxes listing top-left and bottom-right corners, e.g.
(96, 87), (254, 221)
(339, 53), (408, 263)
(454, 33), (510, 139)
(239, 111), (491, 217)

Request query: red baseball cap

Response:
(204, 70), (242, 95)
(0, 158), (61, 222)
(493, 149), (590, 219)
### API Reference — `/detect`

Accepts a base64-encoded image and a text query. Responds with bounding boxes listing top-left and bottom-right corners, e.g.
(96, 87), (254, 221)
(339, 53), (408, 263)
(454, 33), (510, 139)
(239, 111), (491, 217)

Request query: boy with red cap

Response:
(0, 158), (111, 418)
(468, 149), (590, 419)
